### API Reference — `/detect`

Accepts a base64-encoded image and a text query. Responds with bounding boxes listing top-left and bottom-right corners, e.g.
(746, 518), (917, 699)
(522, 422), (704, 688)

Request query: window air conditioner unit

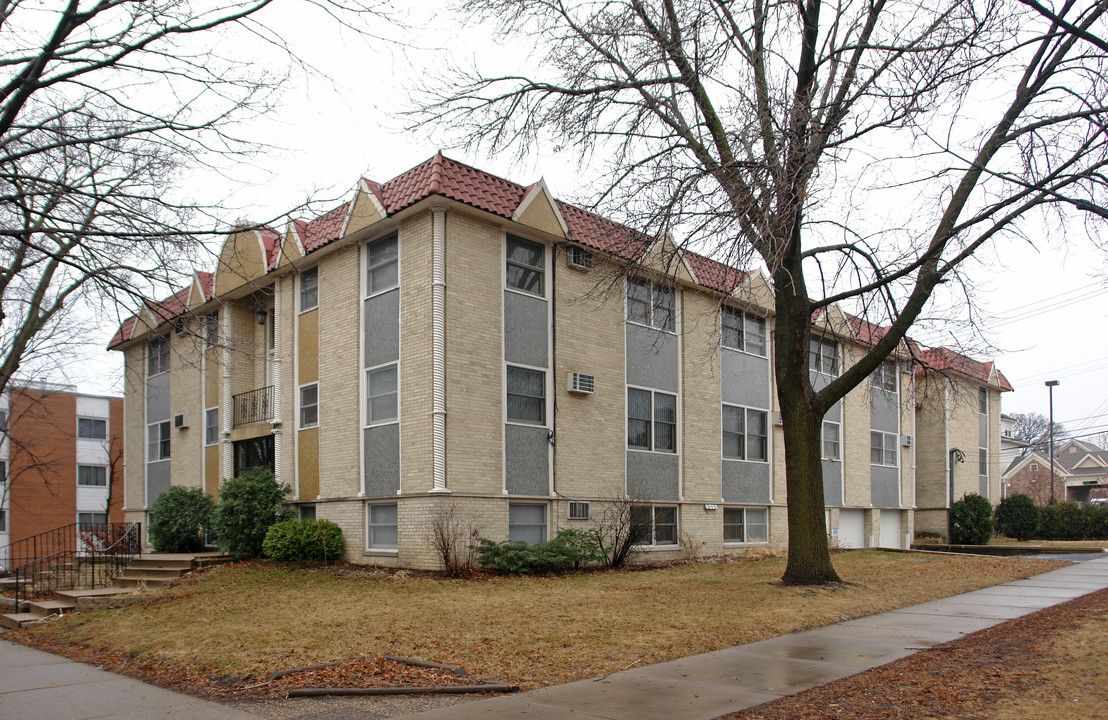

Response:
(901, 434), (913, 447)
(567, 245), (594, 270)
(173, 413), (189, 429)
(568, 501), (590, 520)
(568, 372), (595, 394)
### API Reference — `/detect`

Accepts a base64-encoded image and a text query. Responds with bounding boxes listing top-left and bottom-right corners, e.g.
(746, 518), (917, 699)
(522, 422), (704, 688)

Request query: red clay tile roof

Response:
(260, 226), (282, 270)
(683, 251), (751, 294)
(196, 271), (214, 301)
(145, 286), (190, 325)
(917, 347), (1014, 391)
(302, 203), (350, 253)
(845, 313), (891, 346)
(557, 202), (651, 260)
(378, 153), (529, 217)
(107, 316), (138, 350)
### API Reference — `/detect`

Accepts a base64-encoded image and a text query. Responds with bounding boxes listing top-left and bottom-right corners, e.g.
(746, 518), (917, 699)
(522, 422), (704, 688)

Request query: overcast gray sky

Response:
(58, 0), (1107, 444)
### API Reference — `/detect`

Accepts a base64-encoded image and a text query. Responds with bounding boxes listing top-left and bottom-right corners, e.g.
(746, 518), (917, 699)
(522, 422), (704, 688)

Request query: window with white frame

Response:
(77, 417), (107, 439)
(367, 502), (398, 549)
(979, 448), (988, 478)
(77, 465), (107, 486)
(366, 365), (398, 424)
(366, 233), (399, 296)
(505, 235), (544, 296)
(1030, 462), (1039, 472)
(508, 503), (547, 545)
(626, 277), (675, 331)
(299, 267), (319, 311)
(721, 307), (766, 356)
(77, 512), (107, 529)
(147, 337), (170, 376)
(203, 313), (219, 348)
(979, 387), (988, 415)
(627, 388), (676, 452)
(871, 431), (898, 466)
(205, 407), (219, 445)
(822, 421), (841, 460)
(299, 383), (319, 429)
(506, 366), (545, 424)
(808, 336), (839, 375)
(723, 507), (769, 543)
(872, 360), (897, 392)
(722, 405), (768, 461)
(147, 421), (170, 461)
(631, 504), (678, 546)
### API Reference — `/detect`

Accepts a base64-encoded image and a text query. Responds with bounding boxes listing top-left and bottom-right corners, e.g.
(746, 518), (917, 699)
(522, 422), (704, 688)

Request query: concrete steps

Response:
(0, 552), (231, 627)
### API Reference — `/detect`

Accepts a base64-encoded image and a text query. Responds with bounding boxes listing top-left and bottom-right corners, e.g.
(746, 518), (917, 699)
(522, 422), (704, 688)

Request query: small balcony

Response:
(233, 386), (274, 427)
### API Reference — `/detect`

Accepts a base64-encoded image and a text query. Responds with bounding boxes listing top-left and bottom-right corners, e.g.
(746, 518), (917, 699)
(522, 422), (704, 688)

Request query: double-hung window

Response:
(872, 360), (897, 392)
(205, 407), (219, 445)
(300, 267), (319, 311)
(722, 405), (768, 461)
(299, 384), (319, 429)
(721, 307), (766, 356)
(506, 235), (544, 296)
(626, 277), (675, 331)
(77, 512), (107, 530)
(809, 336), (839, 375)
(77, 418), (107, 439)
(723, 507), (769, 543)
(627, 388), (676, 452)
(979, 449), (988, 478)
(507, 367), (545, 424)
(822, 421), (841, 460)
(631, 504), (678, 546)
(147, 421), (170, 461)
(508, 503), (547, 545)
(147, 337), (170, 376)
(871, 431), (898, 466)
(77, 465), (107, 486)
(367, 503), (398, 550)
(979, 387), (989, 415)
(366, 365), (398, 424)
(367, 233), (399, 295)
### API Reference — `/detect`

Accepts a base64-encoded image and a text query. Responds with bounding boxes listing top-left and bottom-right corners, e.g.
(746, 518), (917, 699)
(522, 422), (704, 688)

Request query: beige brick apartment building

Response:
(109, 154), (1010, 567)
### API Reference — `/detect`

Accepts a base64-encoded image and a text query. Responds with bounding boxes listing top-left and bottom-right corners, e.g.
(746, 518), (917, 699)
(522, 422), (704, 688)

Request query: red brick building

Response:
(1, 383), (124, 555)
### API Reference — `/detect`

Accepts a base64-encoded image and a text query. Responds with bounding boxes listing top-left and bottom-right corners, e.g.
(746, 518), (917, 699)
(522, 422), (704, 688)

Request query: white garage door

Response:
(879, 511), (902, 548)
(838, 510), (865, 549)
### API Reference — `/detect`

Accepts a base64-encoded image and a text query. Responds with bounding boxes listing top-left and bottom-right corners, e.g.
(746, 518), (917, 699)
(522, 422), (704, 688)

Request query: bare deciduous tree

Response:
(1009, 411), (1070, 455)
(417, 0), (1108, 583)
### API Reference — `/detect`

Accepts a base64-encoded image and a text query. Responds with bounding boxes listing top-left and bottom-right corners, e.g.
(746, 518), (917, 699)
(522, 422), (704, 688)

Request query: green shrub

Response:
(994, 494), (1039, 541)
(950, 493), (994, 545)
(475, 529), (606, 574)
(148, 487), (214, 553)
(210, 468), (293, 558)
(263, 519), (344, 562)
(1039, 501), (1085, 540)
(1085, 504), (1108, 540)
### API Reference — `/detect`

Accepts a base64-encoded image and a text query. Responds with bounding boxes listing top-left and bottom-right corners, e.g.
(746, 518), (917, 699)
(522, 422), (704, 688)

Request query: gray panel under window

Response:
(505, 424), (549, 495)
(626, 451), (679, 501)
(626, 324), (678, 393)
(870, 389), (899, 432)
(364, 288), (399, 368)
(146, 372), (170, 421)
(363, 424), (400, 496)
(146, 460), (171, 506)
(722, 460), (771, 504)
(721, 350), (770, 408)
(822, 460), (843, 506)
(504, 291), (548, 368)
(871, 466), (900, 507)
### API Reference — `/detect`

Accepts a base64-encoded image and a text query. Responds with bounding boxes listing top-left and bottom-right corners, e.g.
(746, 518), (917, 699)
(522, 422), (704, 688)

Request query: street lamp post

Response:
(1046, 380), (1060, 504)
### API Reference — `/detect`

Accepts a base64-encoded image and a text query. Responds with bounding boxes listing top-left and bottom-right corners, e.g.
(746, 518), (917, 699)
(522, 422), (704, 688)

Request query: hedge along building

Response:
(109, 153), (999, 567)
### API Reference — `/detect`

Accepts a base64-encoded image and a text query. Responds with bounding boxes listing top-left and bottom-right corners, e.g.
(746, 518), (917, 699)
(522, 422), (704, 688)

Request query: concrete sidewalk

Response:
(2, 557), (1106, 720)
(399, 557), (1108, 719)
(0, 636), (260, 720)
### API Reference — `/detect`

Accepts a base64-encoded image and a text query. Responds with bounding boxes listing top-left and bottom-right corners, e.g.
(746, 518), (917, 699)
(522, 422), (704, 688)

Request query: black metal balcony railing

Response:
(233, 385), (274, 427)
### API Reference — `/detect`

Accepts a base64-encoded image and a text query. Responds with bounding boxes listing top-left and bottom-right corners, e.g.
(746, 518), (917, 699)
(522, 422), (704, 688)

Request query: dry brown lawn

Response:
(21, 551), (1067, 690)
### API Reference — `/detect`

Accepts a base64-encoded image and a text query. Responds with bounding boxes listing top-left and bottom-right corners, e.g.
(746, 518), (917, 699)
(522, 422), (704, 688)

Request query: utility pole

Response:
(1046, 380), (1060, 504)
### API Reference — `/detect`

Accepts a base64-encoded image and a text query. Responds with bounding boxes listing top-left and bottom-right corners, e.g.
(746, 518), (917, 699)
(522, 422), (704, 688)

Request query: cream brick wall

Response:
(122, 347), (146, 521)
(914, 376), (949, 515)
(948, 378), (982, 503)
(168, 322), (204, 490)
(316, 244), (361, 499)
(275, 276), (298, 494)
(680, 290), (723, 503)
(226, 302), (260, 399)
(840, 342), (872, 508)
(441, 212), (503, 495)
(988, 388), (1003, 503)
(552, 255), (626, 500)
(900, 365), (915, 510)
(399, 213), (435, 494)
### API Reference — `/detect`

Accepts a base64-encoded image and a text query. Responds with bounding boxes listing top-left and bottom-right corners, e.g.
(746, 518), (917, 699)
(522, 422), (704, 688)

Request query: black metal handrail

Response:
(233, 385), (274, 427)
(2, 522), (141, 612)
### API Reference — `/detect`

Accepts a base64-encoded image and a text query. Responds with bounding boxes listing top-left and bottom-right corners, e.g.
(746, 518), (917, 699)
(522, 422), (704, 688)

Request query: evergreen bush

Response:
(263, 519), (344, 561)
(148, 486), (214, 553)
(210, 468), (293, 558)
(994, 494), (1038, 541)
(949, 493), (994, 545)
(476, 528), (606, 574)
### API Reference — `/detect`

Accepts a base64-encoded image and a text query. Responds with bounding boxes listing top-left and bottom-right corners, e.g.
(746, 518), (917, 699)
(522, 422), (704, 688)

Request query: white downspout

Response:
(271, 280), (283, 483)
(221, 306), (232, 480)
(430, 207), (449, 493)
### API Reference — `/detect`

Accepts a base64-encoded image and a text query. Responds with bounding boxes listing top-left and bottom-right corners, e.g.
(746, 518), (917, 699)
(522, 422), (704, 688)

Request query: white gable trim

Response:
(512, 178), (569, 235)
